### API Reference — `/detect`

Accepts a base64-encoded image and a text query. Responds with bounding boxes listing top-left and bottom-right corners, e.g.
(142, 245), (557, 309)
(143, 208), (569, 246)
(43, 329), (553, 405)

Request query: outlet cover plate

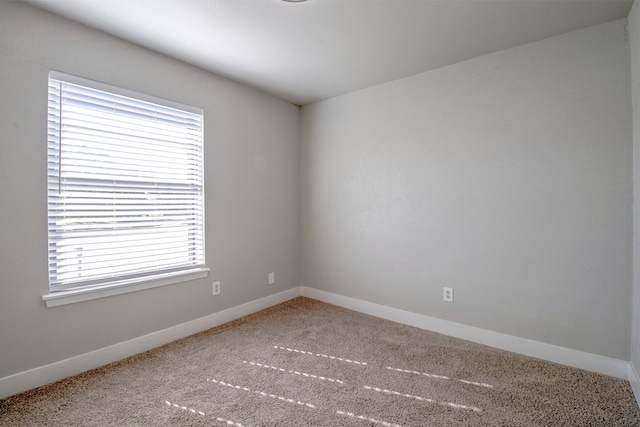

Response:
(443, 287), (453, 302)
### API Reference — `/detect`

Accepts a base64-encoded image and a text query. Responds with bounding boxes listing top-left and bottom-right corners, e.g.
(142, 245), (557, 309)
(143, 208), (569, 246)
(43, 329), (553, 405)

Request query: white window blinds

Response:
(47, 72), (205, 291)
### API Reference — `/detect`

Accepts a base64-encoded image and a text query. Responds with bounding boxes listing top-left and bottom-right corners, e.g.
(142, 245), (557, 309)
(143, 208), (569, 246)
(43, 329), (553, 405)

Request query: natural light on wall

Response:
(43, 71), (207, 307)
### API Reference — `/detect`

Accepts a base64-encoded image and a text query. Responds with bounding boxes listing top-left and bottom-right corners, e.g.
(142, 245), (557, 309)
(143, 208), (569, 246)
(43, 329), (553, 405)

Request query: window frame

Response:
(43, 71), (208, 307)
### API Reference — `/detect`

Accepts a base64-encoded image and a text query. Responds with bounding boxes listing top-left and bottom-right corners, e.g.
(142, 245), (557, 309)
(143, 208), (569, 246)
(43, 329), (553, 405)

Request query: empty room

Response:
(2, 0), (640, 425)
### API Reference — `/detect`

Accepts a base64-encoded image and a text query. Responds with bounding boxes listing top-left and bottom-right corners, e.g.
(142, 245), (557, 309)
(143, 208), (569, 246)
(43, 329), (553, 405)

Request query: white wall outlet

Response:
(268, 272), (275, 285)
(212, 281), (220, 296)
(443, 287), (454, 302)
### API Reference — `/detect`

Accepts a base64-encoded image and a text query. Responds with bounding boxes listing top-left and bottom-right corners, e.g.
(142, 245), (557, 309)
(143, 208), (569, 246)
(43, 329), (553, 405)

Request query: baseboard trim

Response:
(630, 363), (640, 408)
(1, 286), (633, 400)
(0, 287), (302, 399)
(301, 287), (630, 380)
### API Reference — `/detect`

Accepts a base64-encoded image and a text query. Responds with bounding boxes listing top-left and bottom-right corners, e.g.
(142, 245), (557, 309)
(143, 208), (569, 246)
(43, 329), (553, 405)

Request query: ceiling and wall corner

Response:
(22, 0), (634, 106)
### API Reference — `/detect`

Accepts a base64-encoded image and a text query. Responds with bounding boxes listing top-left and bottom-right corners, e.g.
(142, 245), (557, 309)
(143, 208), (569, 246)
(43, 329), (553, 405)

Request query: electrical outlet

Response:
(443, 287), (454, 302)
(268, 272), (275, 285)
(212, 281), (220, 296)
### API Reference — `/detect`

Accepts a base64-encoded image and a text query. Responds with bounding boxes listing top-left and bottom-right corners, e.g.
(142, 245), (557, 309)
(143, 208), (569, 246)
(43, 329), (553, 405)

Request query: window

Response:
(44, 71), (207, 305)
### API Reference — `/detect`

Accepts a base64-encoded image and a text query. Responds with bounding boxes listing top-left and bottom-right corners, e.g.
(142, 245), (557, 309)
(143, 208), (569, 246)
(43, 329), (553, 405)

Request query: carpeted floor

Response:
(1, 297), (639, 426)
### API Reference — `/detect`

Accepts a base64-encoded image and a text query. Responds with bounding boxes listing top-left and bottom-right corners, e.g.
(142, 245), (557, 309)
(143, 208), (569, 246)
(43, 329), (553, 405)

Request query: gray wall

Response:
(630, 1), (640, 375)
(0, 2), (299, 378)
(300, 19), (632, 360)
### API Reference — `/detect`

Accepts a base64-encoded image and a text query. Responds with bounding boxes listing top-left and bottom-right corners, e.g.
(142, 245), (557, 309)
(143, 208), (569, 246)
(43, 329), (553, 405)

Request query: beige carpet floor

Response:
(1, 297), (639, 426)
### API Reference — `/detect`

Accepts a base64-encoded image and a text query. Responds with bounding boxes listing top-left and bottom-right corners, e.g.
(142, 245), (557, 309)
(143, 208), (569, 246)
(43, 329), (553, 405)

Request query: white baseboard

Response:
(1, 286), (634, 400)
(301, 287), (631, 380)
(630, 363), (640, 408)
(0, 287), (301, 399)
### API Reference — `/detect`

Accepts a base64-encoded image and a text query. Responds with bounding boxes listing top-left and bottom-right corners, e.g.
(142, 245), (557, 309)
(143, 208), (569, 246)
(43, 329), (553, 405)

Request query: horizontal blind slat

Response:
(58, 83), (201, 124)
(50, 239), (204, 260)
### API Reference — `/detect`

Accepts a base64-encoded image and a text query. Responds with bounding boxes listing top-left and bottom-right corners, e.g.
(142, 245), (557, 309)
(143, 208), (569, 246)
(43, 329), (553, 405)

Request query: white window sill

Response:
(42, 268), (210, 308)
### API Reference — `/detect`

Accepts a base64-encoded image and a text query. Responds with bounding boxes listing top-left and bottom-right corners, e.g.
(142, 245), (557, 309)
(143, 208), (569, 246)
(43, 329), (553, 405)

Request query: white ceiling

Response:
(24, 0), (634, 106)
